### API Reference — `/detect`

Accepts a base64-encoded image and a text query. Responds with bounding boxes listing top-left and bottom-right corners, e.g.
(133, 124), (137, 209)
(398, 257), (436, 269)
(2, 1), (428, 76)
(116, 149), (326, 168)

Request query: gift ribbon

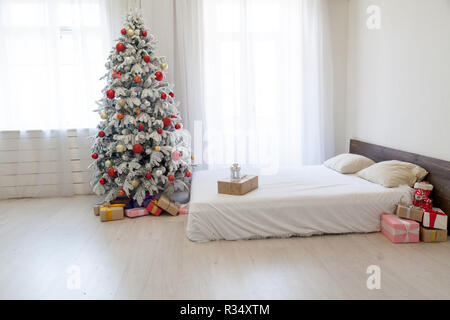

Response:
(405, 206), (412, 219)
(105, 208), (112, 221)
(431, 230), (437, 242)
(425, 209), (446, 228)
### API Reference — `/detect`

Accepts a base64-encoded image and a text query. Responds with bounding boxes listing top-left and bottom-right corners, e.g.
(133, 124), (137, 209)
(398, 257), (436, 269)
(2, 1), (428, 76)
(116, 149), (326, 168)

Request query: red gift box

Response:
(146, 200), (162, 216)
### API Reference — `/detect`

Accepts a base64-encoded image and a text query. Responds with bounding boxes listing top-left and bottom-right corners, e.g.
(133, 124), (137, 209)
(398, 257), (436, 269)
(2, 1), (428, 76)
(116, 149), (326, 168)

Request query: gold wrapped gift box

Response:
(420, 226), (447, 243)
(99, 206), (125, 222)
(93, 203), (126, 216)
(157, 195), (179, 216)
(396, 204), (424, 222)
(217, 175), (258, 196)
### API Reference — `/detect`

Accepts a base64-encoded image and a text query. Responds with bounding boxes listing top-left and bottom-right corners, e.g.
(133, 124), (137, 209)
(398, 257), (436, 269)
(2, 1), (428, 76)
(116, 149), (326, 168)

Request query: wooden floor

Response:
(0, 195), (449, 300)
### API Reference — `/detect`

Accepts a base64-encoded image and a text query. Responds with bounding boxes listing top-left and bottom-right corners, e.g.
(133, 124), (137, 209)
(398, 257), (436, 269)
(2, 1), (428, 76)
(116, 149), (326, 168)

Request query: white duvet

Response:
(186, 165), (414, 242)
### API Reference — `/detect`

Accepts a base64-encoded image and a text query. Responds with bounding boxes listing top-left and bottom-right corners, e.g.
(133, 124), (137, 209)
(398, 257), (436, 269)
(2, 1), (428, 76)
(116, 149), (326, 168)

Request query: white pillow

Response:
(324, 153), (375, 174)
(357, 160), (428, 188)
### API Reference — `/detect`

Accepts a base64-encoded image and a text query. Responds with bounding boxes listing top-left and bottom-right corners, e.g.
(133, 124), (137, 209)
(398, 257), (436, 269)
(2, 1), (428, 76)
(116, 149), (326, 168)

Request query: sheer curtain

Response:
(174, 0), (207, 167)
(0, 0), (129, 199)
(198, 0), (334, 172)
(0, 0), (114, 131)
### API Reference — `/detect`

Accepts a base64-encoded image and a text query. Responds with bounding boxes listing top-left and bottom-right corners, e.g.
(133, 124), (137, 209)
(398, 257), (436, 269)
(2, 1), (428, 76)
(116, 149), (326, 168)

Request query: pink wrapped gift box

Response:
(178, 204), (189, 215)
(125, 207), (149, 218)
(422, 208), (447, 230)
(381, 214), (419, 243)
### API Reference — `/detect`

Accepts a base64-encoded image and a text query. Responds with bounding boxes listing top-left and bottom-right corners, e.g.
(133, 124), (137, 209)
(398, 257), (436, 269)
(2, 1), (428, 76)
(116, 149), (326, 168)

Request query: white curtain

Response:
(174, 0), (207, 166)
(195, 0), (334, 172)
(0, 0), (129, 199)
(0, 0), (115, 131)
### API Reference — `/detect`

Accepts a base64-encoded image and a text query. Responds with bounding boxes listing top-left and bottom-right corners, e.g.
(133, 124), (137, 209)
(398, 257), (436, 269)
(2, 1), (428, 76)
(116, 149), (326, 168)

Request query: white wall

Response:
(347, 0), (450, 160)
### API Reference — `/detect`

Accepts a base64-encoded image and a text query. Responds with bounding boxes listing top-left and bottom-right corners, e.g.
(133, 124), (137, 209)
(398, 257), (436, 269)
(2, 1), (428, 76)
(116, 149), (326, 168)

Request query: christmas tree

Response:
(90, 11), (192, 205)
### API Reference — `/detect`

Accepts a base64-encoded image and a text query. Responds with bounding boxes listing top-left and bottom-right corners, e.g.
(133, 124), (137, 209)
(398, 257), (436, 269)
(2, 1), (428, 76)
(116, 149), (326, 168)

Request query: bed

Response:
(186, 165), (413, 242)
(186, 140), (450, 242)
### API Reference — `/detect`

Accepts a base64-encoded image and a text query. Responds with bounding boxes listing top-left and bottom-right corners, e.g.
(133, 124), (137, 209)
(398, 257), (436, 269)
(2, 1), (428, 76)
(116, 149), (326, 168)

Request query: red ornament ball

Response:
(134, 75), (141, 83)
(171, 115), (177, 118)
(117, 112), (124, 120)
(169, 92), (174, 98)
(138, 123), (145, 131)
(157, 128), (163, 134)
(143, 55), (150, 63)
(155, 72), (163, 81)
(121, 28), (126, 35)
(108, 167), (116, 177)
(145, 173), (152, 179)
(185, 170), (192, 178)
(92, 153), (98, 159)
(168, 175), (175, 182)
(141, 30), (147, 37)
(133, 144), (143, 154)
(116, 42), (126, 52)
(98, 131), (105, 138)
(99, 178), (106, 185)
(161, 92), (167, 100)
(118, 189), (125, 197)
(175, 123), (181, 130)
(162, 117), (172, 127)
(106, 89), (115, 99)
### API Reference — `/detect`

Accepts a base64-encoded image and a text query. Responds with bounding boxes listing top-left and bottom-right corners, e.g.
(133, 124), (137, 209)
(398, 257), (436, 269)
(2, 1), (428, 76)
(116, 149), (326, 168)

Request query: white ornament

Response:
(131, 179), (139, 188)
(100, 112), (108, 119)
(160, 62), (168, 70)
(127, 29), (135, 37)
(117, 98), (126, 108)
(105, 160), (112, 168)
(116, 144), (125, 153)
(156, 169), (162, 177)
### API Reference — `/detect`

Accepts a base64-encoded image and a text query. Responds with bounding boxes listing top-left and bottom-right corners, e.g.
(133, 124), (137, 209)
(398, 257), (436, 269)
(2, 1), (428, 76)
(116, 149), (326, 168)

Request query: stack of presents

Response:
(381, 182), (448, 243)
(93, 194), (189, 222)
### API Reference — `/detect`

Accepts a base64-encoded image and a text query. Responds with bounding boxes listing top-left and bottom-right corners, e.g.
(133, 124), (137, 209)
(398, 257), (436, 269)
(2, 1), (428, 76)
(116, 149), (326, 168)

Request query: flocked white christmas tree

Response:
(90, 10), (192, 205)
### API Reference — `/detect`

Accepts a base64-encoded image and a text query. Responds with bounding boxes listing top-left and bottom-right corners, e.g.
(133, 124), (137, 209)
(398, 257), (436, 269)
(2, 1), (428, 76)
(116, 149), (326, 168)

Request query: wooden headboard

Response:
(349, 139), (450, 217)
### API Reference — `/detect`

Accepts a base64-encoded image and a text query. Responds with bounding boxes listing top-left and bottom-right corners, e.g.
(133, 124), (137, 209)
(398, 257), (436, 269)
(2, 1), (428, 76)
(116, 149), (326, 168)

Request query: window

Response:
(202, 0), (304, 169)
(0, 0), (111, 130)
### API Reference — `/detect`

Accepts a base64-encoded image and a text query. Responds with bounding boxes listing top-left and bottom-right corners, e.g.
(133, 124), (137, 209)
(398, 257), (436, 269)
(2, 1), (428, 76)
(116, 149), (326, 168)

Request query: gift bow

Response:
(399, 219), (413, 242)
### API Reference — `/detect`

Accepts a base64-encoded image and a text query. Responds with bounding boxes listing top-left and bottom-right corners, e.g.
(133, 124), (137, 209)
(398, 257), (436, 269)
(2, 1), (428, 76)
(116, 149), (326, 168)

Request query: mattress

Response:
(186, 165), (414, 242)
